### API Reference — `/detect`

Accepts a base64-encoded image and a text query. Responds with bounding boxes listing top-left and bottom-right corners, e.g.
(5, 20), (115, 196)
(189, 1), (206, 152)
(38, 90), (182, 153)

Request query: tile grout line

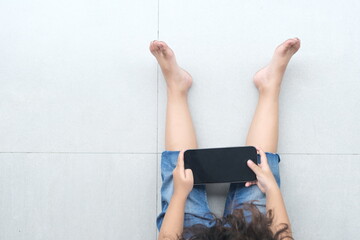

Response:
(0, 152), (359, 155)
(155, 0), (160, 238)
(0, 152), (160, 154)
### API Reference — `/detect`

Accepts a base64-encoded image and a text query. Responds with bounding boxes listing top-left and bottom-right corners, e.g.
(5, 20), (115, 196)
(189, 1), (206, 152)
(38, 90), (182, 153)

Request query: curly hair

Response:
(177, 201), (293, 240)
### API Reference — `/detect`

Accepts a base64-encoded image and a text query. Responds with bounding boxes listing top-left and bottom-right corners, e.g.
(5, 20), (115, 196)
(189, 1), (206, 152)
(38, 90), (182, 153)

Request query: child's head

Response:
(178, 202), (292, 240)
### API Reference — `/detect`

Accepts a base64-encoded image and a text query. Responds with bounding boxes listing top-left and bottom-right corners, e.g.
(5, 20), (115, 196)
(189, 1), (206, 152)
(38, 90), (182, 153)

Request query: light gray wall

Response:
(1, 0), (359, 239)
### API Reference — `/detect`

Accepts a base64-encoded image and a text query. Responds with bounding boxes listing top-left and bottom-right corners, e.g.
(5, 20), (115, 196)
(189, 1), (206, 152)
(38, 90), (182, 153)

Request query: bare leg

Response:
(149, 40), (198, 151)
(246, 38), (301, 152)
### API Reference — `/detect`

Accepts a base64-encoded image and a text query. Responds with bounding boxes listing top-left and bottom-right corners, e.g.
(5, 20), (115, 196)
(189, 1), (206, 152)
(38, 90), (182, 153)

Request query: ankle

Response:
(258, 86), (281, 99)
(167, 88), (188, 99)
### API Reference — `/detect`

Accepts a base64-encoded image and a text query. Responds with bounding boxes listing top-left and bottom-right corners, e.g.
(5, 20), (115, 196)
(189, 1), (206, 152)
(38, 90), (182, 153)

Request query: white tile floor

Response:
(0, 0), (359, 239)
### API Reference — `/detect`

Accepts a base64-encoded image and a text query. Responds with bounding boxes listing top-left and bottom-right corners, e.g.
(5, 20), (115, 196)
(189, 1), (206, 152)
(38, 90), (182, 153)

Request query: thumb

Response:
(247, 160), (261, 175)
(185, 169), (193, 181)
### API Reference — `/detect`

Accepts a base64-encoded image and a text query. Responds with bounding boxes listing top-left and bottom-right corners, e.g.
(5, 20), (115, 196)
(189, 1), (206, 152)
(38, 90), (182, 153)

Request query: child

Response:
(150, 38), (300, 240)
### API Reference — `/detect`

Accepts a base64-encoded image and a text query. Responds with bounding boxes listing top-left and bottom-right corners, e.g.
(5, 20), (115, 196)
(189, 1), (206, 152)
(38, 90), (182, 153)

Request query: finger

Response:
(254, 146), (263, 161)
(245, 181), (256, 187)
(177, 150), (186, 178)
(258, 148), (269, 167)
(247, 159), (261, 175)
(185, 169), (194, 182)
(177, 149), (185, 168)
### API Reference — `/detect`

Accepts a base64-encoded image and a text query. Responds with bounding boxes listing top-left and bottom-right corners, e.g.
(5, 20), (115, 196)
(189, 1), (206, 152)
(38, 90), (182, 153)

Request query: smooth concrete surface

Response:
(157, 0), (360, 154)
(0, 153), (157, 240)
(1, 0), (359, 239)
(0, 0), (158, 153)
(280, 154), (360, 240)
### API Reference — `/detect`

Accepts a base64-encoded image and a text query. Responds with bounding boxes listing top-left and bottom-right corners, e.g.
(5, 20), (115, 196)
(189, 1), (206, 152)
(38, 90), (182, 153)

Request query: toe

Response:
(150, 40), (160, 54)
(157, 42), (168, 55)
(153, 41), (161, 50)
(150, 40), (176, 62)
(157, 42), (164, 52)
(291, 38), (301, 47)
(286, 38), (297, 47)
(152, 42), (164, 55)
(157, 41), (172, 53)
(150, 42), (156, 53)
(279, 38), (300, 54)
(288, 38), (301, 53)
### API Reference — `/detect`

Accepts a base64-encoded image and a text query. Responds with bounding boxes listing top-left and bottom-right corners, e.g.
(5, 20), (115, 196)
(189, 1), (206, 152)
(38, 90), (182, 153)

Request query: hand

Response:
(245, 146), (279, 194)
(172, 150), (194, 199)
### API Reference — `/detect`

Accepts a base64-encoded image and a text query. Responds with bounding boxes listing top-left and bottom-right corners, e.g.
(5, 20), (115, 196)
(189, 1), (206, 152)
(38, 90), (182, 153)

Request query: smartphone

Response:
(184, 146), (257, 185)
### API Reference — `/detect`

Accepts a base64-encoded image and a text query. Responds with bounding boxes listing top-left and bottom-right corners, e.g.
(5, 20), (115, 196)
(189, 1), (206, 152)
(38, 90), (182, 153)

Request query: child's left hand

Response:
(172, 150), (194, 199)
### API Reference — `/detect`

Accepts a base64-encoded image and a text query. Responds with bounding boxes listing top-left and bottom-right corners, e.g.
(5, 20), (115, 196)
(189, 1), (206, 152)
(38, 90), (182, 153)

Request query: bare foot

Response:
(253, 38), (301, 94)
(149, 40), (193, 95)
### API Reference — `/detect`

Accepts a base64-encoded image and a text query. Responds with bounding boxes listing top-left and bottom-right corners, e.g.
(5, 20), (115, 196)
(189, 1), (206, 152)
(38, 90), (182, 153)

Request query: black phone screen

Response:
(184, 146), (257, 185)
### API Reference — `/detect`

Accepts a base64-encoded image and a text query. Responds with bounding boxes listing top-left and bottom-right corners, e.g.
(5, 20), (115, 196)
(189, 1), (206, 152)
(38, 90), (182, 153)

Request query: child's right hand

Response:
(172, 150), (194, 199)
(245, 146), (279, 194)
